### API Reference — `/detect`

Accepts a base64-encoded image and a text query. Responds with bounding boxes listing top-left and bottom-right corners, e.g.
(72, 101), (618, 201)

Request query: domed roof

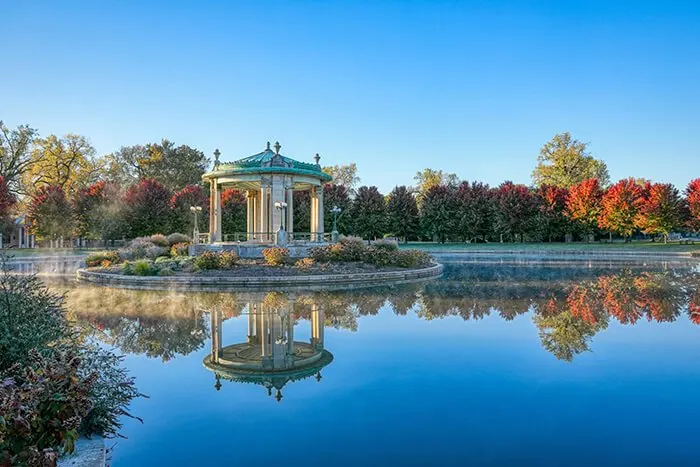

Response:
(204, 141), (332, 182)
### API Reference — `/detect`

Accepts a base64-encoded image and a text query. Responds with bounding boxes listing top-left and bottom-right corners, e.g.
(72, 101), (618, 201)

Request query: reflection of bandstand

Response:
(203, 294), (333, 401)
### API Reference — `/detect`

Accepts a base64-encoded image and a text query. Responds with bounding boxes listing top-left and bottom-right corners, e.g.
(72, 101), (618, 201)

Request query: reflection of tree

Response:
(90, 313), (208, 361)
(690, 291), (700, 325)
(534, 310), (607, 362)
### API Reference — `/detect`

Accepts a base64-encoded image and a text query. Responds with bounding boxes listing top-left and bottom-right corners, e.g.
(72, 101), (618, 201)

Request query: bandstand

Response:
(203, 293), (333, 401)
(202, 142), (332, 247)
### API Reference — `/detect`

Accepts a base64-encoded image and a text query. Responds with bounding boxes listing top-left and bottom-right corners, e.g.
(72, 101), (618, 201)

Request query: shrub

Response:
(149, 234), (170, 247)
(125, 237), (157, 259)
(170, 242), (190, 257)
(294, 257), (315, 270)
(0, 257), (140, 462)
(337, 236), (367, 260)
(309, 245), (333, 262)
(262, 247), (290, 266)
(117, 247), (136, 261)
(133, 259), (156, 276)
(362, 246), (392, 267)
(121, 262), (135, 275)
(219, 250), (239, 269)
(372, 238), (399, 251)
(393, 249), (432, 268)
(167, 232), (190, 246)
(193, 251), (221, 270)
(85, 251), (120, 267)
(145, 245), (169, 260)
(158, 267), (175, 276)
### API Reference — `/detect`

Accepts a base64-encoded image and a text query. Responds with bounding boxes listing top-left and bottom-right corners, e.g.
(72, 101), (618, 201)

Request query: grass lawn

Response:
(402, 240), (700, 254)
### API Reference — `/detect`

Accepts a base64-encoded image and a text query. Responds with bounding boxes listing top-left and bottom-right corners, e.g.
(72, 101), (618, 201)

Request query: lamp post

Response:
(331, 205), (342, 243)
(274, 201), (288, 245)
(190, 206), (202, 244)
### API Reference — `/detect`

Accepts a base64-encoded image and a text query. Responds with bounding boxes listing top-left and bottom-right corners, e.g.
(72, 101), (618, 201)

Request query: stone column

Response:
(286, 186), (294, 235)
(209, 180), (215, 243)
(310, 188), (318, 240)
(287, 296), (295, 359)
(246, 191), (255, 241)
(260, 184), (270, 242)
(271, 175), (285, 234)
(317, 185), (325, 242)
(211, 308), (222, 364)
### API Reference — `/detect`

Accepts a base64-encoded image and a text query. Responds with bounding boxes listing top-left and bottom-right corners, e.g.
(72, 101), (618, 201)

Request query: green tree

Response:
(532, 132), (610, 188)
(24, 134), (102, 196)
(105, 140), (209, 191)
(348, 186), (386, 240)
(420, 185), (458, 243)
(323, 163), (361, 192)
(323, 184), (351, 234)
(534, 310), (607, 361)
(455, 181), (494, 242)
(0, 121), (37, 195)
(386, 185), (419, 242)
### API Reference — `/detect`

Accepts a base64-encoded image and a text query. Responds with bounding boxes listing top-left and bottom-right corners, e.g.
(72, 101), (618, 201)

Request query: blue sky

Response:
(2, 0), (699, 193)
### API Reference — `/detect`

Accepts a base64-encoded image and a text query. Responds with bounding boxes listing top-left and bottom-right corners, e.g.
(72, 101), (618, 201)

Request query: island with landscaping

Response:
(77, 233), (443, 289)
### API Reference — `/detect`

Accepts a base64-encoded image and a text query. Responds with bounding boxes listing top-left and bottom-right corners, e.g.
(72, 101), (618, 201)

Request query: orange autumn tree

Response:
(598, 178), (645, 241)
(566, 178), (603, 240)
(686, 178), (700, 231)
(635, 183), (684, 243)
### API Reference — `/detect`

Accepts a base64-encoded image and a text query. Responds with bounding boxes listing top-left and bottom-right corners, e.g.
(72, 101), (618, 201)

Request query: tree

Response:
(0, 176), (16, 241)
(414, 168), (459, 204)
(455, 181), (494, 242)
(221, 189), (246, 238)
(73, 181), (125, 241)
(27, 185), (73, 244)
(686, 178), (700, 231)
(323, 163), (360, 192)
(635, 183), (684, 242)
(420, 185), (458, 243)
(24, 134), (102, 196)
(493, 182), (536, 242)
(386, 186), (419, 242)
(566, 178), (603, 240)
(292, 190), (311, 233)
(323, 184), (352, 234)
(598, 178), (645, 241)
(348, 186), (386, 240)
(0, 121), (37, 195)
(534, 306), (607, 361)
(534, 185), (570, 242)
(532, 132), (610, 188)
(121, 179), (172, 238)
(170, 184), (208, 235)
(105, 140), (209, 191)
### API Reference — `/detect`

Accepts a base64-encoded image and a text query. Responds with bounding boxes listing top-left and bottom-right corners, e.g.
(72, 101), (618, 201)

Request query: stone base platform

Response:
(190, 242), (328, 258)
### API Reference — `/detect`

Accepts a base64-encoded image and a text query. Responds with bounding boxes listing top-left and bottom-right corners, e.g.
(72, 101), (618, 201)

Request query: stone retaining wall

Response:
(76, 263), (444, 291)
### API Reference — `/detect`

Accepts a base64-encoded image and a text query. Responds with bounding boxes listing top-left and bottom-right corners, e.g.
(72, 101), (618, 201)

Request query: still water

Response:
(59, 257), (700, 466)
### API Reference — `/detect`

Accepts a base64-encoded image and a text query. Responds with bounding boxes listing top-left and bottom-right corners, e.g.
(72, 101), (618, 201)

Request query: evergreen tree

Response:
(386, 185), (419, 242)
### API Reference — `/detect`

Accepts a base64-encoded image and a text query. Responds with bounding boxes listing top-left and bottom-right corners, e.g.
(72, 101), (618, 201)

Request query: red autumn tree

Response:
(72, 181), (126, 241)
(534, 184), (570, 242)
(566, 178), (603, 240)
(122, 179), (172, 238)
(686, 178), (700, 231)
(493, 181), (536, 242)
(635, 183), (684, 243)
(170, 184), (208, 235)
(27, 185), (73, 243)
(598, 178), (645, 241)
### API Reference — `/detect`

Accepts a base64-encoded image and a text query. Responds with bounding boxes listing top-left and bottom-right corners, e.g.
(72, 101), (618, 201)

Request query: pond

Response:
(55, 256), (700, 466)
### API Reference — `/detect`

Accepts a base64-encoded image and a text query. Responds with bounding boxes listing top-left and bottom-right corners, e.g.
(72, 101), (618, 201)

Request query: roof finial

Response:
(213, 149), (221, 168)
(266, 141), (270, 151)
(314, 153), (320, 165)
(274, 141), (281, 155)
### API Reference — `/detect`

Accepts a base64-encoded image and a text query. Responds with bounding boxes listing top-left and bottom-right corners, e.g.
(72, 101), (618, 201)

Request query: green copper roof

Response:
(205, 142), (332, 182)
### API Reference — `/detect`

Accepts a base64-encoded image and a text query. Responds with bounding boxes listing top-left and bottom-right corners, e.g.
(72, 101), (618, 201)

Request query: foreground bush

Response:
(262, 247), (290, 266)
(0, 258), (141, 463)
(170, 242), (190, 257)
(310, 240), (432, 269)
(149, 234), (169, 247)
